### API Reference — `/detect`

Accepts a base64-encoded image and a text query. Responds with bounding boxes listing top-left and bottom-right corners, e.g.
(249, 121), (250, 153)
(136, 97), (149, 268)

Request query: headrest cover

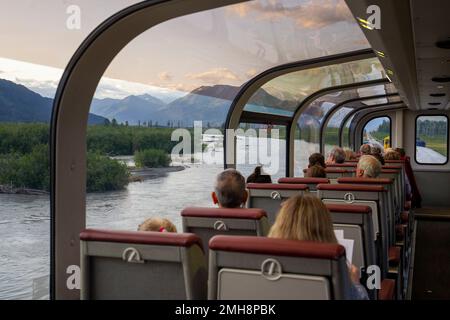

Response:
(247, 183), (308, 191)
(209, 235), (345, 260)
(317, 183), (386, 192)
(337, 177), (393, 185)
(80, 229), (203, 250)
(181, 207), (266, 219)
(382, 165), (402, 170)
(278, 177), (330, 185)
(326, 204), (372, 214)
(326, 163), (357, 168)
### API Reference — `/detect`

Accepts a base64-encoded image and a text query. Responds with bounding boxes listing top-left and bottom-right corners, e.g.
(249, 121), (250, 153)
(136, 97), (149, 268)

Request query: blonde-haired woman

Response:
(269, 194), (368, 300)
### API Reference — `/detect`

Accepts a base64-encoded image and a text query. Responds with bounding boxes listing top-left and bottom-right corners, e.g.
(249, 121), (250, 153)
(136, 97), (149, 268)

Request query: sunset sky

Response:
(0, 0), (371, 98)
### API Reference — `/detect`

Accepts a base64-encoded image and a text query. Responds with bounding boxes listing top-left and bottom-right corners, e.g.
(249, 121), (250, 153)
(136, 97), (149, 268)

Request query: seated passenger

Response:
(356, 155), (381, 178)
(268, 194), (368, 300)
(246, 166), (272, 184)
(138, 217), (177, 232)
(212, 169), (248, 208)
(326, 147), (346, 164)
(385, 149), (412, 201)
(308, 153), (326, 168)
(344, 149), (357, 161)
(305, 165), (326, 178)
(384, 149), (400, 161)
(370, 145), (385, 165)
(360, 144), (372, 156)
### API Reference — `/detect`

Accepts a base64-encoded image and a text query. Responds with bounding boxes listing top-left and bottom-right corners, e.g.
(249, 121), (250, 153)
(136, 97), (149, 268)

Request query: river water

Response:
(0, 138), (317, 299)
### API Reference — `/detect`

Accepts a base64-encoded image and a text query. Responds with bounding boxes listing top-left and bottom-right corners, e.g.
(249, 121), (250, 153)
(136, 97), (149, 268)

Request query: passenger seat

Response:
(80, 229), (207, 300)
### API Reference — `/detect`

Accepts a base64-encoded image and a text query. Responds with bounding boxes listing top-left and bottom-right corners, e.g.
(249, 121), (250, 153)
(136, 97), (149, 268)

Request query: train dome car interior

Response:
(1, 0), (449, 301)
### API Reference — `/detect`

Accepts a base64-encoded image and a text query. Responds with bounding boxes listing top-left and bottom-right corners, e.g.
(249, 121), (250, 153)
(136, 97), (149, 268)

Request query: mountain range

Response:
(0, 78), (298, 127)
(90, 84), (298, 127)
(0, 79), (107, 124)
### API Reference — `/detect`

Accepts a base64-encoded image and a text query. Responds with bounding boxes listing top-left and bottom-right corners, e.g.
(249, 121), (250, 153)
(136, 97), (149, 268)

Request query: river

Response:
(0, 138), (318, 299)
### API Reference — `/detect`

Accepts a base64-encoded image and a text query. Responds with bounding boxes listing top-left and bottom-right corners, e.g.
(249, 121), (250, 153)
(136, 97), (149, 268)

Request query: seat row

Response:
(79, 203), (396, 300)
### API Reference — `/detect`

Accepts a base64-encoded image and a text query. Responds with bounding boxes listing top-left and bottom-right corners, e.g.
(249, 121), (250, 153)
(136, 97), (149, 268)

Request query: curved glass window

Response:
(342, 114), (356, 149)
(236, 123), (286, 181)
(362, 117), (391, 151)
(0, 0), (147, 300)
(246, 57), (383, 117)
(323, 107), (353, 155)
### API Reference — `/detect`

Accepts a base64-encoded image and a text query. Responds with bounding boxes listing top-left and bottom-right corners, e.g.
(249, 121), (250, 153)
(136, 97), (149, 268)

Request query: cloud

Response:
(227, 0), (353, 29)
(158, 71), (173, 82)
(245, 68), (259, 79)
(186, 67), (240, 84)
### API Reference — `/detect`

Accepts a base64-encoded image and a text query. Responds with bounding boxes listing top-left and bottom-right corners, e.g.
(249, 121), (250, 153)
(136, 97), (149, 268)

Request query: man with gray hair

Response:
(356, 155), (382, 178)
(326, 147), (346, 164)
(212, 169), (248, 208)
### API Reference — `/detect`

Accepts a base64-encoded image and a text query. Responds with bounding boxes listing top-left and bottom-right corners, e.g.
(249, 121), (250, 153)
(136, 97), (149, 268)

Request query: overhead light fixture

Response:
(375, 50), (386, 58)
(432, 76), (450, 83)
(436, 39), (450, 49)
(357, 17), (374, 30)
(428, 102), (441, 106)
(430, 93), (446, 97)
(437, 85), (445, 89)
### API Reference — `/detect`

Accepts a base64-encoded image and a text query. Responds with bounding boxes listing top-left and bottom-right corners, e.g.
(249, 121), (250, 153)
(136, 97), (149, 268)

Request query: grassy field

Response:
(418, 135), (447, 156)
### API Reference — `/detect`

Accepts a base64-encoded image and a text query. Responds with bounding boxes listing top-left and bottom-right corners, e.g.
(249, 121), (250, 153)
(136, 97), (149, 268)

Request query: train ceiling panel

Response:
(346, 0), (450, 111)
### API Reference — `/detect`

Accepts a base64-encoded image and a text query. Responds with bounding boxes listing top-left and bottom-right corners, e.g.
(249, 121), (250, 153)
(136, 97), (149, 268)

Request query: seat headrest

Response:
(181, 207), (266, 219)
(80, 229), (203, 251)
(209, 235), (345, 260)
(317, 183), (386, 192)
(326, 163), (357, 168)
(325, 204), (372, 214)
(381, 169), (399, 174)
(303, 168), (353, 174)
(337, 177), (393, 185)
(278, 177), (330, 184)
(247, 183), (308, 191)
(382, 165), (402, 170)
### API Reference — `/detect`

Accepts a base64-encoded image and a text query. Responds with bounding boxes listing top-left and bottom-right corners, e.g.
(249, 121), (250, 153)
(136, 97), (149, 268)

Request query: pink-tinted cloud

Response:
(186, 67), (240, 84)
(227, 0), (353, 29)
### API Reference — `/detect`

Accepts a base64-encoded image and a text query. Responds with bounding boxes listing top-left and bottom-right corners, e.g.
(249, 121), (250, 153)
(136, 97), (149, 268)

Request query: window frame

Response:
(414, 114), (449, 166)
(360, 115), (392, 150)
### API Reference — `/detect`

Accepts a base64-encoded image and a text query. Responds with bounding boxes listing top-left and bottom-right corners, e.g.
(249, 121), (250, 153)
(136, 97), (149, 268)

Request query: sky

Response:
(0, 0), (371, 99)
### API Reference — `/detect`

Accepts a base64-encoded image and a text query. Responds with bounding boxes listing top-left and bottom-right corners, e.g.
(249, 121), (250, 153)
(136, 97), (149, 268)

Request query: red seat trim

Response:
(247, 183), (308, 191)
(80, 229), (203, 250)
(337, 177), (393, 185)
(303, 168), (354, 174)
(325, 204), (372, 214)
(382, 165), (402, 170)
(181, 207), (266, 219)
(278, 177), (330, 185)
(379, 279), (396, 300)
(326, 163), (357, 168)
(209, 235), (345, 260)
(388, 246), (401, 265)
(317, 184), (386, 192)
(381, 169), (399, 174)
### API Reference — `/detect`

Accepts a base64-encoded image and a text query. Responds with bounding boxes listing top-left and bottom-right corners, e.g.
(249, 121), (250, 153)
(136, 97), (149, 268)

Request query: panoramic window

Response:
(0, 0), (144, 300)
(236, 123), (286, 182)
(342, 114), (356, 149)
(415, 115), (448, 165)
(362, 117), (391, 151)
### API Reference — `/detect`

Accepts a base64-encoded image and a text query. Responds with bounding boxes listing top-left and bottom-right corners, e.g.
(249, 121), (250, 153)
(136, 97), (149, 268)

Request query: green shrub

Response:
(86, 152), (130, 192)
(134, 149), (171, 168)
(0, 144), (50, 190)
